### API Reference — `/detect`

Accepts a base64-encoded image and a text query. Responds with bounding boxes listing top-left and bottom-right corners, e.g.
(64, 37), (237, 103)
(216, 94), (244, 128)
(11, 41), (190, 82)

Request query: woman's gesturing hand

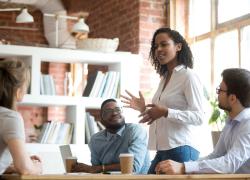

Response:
(139, 104), (167, 125)
(120, 90), (146, 113)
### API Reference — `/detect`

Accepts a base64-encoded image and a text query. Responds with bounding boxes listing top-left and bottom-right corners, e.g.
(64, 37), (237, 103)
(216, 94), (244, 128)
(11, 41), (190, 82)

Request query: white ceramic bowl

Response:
(76, 38), (119, 53)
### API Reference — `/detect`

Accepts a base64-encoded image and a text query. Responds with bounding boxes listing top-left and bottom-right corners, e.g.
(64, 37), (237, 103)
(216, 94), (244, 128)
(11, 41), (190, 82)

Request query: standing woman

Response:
(0, 59), (42, 175)
(121, 27), (205, 174)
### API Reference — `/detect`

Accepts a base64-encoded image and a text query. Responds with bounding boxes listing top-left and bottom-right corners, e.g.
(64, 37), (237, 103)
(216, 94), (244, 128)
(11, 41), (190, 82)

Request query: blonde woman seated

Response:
(0, 59), (42, 175)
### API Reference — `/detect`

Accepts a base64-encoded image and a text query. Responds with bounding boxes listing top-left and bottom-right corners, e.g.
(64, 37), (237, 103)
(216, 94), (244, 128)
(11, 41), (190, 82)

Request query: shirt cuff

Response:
(184, 161), (199, 174)
(167, 108), (178, 119)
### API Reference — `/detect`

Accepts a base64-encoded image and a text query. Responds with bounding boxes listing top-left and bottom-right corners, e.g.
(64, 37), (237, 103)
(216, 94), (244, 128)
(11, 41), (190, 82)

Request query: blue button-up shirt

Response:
(88, 123), (150, 174)
(185, 108), (250, 173)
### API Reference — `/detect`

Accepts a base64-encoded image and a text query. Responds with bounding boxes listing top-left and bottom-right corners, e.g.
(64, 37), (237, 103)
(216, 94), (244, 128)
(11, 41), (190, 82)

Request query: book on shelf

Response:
(40, 121), (55, 143)
(110, 72), (120, 98)
(85, 112), (99, 143)
(116, 81), (121, 97)
(107, 71), (119, 98)
(85, 114), (91, 144)
(38, 121), (73, 144)
(97, 72), (108, 97)
(64, 124), (74, 144)
(82, 71), (98, 97)
(40, 74), (45, 95)
(82, 70), (120, 98)
(87, 113), (99, 136)
(82, 63), (88, 95)
(102, 71), (117, 98)
(47, 122), (62, 144)
(43, 75), (50, 95)
(71, 63), (84, 96)
(101, 71), (113, 98)
(40, 74), (56, 95)
(49, 75), (56, 95)
(64, 72), (73, 96)
(56, 123), (73, 144)
(37, 122), (49, 143)
(89, 71), (105, 97)
(56, 122), (72, 144)
(27, 66), (32, 94)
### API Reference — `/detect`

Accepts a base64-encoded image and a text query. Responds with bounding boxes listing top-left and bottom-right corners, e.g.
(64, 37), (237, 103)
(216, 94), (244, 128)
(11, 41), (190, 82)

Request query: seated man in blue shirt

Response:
(155, 68), (250, 174)
(72, 98), (150, 174)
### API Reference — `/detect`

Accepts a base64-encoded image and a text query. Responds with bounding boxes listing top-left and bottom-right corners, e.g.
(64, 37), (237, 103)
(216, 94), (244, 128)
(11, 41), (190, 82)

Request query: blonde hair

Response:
(0, 59), (30, 109)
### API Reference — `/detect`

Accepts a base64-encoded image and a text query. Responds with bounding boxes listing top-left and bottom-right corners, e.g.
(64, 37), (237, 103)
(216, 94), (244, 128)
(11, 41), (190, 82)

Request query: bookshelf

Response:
(0, 44), (141, 173)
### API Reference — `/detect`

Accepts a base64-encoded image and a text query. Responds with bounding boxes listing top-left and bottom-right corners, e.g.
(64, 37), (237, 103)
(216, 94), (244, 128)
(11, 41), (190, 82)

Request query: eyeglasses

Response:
(216, 87), (228, 94)
(102, 107), (122, 118)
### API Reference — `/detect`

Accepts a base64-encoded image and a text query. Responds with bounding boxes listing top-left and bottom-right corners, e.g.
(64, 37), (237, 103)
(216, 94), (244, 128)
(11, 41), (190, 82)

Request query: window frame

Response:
(171, 0), (250, 92)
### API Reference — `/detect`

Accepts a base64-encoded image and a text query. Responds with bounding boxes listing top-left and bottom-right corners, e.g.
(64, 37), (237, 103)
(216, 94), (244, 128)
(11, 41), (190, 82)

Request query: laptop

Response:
(59, 145), (73, 171)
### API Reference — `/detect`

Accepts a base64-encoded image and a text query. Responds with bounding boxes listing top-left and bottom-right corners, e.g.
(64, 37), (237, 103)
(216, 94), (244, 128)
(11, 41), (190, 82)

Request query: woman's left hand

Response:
(139, 104), (167, 125)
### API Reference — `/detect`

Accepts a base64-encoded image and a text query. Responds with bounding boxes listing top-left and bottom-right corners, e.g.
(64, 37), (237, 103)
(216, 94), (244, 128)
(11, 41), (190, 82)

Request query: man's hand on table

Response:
(72, 162), (101, 173)
(155, 160), (185, 175)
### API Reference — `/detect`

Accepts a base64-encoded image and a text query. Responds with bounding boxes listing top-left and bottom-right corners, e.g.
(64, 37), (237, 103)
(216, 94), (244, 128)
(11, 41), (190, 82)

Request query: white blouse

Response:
(148, 65), (206, 151)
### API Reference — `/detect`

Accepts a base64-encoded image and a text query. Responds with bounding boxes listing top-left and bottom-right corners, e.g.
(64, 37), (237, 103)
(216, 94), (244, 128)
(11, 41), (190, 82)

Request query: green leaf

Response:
(209, 108), (220, 124)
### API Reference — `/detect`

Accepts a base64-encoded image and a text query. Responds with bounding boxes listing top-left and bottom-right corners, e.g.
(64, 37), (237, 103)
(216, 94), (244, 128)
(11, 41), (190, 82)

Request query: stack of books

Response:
(83, 71), (120, 98)
(38, 121), (73, 144)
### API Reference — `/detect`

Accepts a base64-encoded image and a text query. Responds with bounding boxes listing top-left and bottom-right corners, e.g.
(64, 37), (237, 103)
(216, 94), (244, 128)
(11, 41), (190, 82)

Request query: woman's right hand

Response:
(120, 90), (146, 113)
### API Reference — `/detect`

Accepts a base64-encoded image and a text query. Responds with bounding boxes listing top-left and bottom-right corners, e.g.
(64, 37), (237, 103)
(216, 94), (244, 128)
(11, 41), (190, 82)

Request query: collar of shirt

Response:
(105, 125), (125, 141)
(174, 64), (185, 72)
(163, 65), (185, 79)
(226, 108), (250, 125)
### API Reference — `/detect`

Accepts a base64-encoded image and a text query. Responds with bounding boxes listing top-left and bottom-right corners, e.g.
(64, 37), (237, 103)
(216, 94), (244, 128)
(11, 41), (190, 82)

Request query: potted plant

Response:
(208, 98), (227, 147)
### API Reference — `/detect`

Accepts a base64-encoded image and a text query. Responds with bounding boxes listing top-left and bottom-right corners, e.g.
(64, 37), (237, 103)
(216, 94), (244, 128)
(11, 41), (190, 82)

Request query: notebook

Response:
(59, 145), (73, 171)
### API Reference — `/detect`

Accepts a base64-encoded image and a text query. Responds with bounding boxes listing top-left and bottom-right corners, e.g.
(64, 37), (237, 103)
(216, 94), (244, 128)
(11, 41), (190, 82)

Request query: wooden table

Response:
(2, 174), (250, 180)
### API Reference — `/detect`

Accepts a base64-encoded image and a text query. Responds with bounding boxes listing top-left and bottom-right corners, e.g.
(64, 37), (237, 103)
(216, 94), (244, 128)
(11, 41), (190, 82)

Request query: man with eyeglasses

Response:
(72, 98), (150, 174)
(154, 68), (250, 174)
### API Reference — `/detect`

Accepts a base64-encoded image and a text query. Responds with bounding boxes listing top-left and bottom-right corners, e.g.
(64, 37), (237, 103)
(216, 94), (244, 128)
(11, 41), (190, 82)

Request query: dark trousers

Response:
(148, 145), (199, 174)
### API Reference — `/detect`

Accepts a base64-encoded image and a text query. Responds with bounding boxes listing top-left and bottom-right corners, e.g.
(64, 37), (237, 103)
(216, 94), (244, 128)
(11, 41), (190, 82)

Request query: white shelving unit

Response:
(0, 44), (142, 173)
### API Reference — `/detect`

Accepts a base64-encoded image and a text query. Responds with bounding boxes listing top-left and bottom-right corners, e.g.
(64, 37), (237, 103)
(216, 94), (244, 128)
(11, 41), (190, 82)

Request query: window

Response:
(241, 25), (250, 69)
(184, 0), (250, 94)
(170, 0), (250, 155)
(214, 30), (239, 86)
(189, 0), (211, 36)
(191, 39), (211, 92)
(218, 0), (250, 23)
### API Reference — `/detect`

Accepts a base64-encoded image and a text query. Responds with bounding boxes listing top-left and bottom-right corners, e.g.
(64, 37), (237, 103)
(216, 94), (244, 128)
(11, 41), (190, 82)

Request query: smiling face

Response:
(154, 33), (182, 67)
(101, 101), (125, 133)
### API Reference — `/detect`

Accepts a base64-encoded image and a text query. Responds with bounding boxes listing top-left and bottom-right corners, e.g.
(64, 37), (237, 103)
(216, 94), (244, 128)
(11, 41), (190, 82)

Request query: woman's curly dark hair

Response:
(149, 27), (193, 76)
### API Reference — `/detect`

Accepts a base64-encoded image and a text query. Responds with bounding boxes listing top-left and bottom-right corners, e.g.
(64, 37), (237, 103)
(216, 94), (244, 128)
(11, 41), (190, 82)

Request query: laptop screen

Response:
(59, 145), (73, 170)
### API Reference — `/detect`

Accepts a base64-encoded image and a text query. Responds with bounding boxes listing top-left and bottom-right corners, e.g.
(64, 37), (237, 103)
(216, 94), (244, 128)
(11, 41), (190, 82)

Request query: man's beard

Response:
(218, 103), (232, 112)
(104, 119), (125, 132)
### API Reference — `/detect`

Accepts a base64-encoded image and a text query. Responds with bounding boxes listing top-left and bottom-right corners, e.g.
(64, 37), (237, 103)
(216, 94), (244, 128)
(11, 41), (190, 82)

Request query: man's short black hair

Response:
(100, 98), (117, 114)
(222, 68), (250, 107)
